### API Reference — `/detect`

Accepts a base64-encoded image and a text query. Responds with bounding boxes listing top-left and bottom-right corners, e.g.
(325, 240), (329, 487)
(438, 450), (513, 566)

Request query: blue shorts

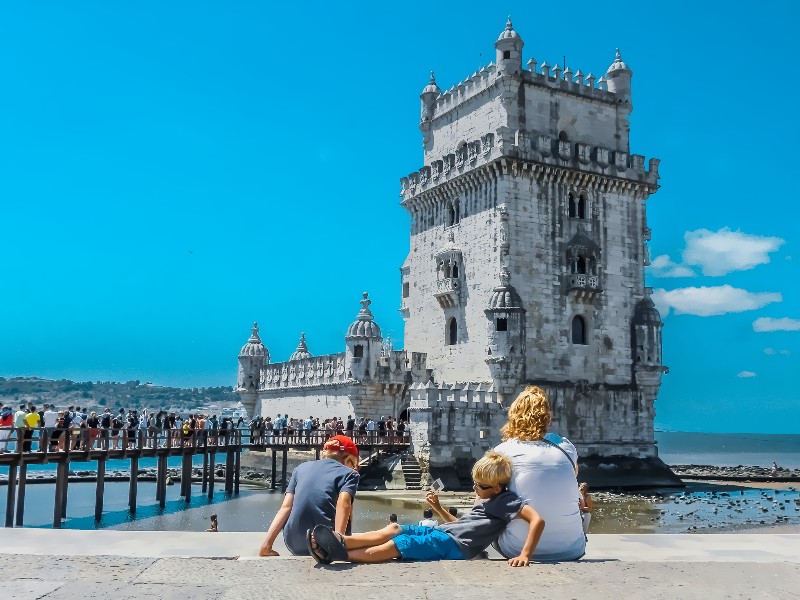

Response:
(391, 525), (464, 561)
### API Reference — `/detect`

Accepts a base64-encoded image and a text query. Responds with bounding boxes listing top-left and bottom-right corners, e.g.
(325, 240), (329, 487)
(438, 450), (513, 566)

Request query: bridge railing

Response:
(0, 426), (410, 456)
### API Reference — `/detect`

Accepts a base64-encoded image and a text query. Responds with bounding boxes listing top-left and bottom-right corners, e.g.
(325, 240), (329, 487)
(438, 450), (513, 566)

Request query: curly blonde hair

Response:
(500, 385), (551, 442)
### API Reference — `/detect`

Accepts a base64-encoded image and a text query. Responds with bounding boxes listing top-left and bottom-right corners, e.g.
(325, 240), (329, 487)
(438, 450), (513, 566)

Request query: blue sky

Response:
(1, 2), (797, 433)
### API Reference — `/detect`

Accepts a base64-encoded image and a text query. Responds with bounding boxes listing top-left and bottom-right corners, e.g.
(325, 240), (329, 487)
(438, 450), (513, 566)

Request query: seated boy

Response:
(259, 435), (360, 557)
(309, 450), (545, 567)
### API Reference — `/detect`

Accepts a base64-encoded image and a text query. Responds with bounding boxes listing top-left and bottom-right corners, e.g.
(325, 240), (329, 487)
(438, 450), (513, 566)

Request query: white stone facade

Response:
(236, 20), (666, 478)
(400, 21), (666, 467)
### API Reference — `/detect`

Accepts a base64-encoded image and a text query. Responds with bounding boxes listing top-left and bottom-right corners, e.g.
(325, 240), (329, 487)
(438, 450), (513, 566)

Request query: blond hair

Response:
(500, 385), (551, 442)
(472, 450), (513, 487)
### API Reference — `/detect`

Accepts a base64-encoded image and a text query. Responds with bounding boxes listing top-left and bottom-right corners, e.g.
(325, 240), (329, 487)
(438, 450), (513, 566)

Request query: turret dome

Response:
(496, 17), (521, 42)
(421, 71), (441, 95)
(289, 332), (312, 361)
(346, 293), (382, 339)
(239, 322), (268, 357)
(634, 296), (662, 325)
(487, 268), (523, 310)
(606, 48), (632, 75)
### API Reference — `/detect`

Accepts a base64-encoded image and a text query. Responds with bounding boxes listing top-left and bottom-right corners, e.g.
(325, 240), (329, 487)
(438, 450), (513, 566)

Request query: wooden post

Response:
(15, 461), (27, 526)
(62, 457), (69, 517)
(129, 456), (138, 513)
(53, 461), (66, 528)
(225, 449), (234, 494)
(208, 451), (216, 499)
(156, 454), (167, 507)
(234, 447), (241, 495)
(182, 452), (192, 501)
(95, 458), (106, 522)
(281, 448), (288, 493)
(201, 447), (209, 494)
(5, 463), (17, 527)
(271, 448), (277, 490)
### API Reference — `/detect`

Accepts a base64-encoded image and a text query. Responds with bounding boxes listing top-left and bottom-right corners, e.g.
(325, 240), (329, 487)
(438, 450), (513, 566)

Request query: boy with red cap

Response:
(259, 435), (360, 557)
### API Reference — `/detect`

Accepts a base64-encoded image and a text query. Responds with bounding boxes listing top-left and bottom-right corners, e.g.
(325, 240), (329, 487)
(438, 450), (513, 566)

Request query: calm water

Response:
(655, 431), (800, 469)
(2, 432), (798, 533)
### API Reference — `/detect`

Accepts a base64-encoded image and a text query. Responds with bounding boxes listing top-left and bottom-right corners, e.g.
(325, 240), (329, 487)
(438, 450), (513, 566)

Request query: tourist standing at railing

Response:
(345, 415), (355, 439)
(100, 409), (112, 449)
(14, 404), (27, 446)
(86, 412), (100, 450)
(397, 419), (407, 439)
(23, 405), (41, 452)
(111, 415), (122, 449)
(52, 412), (67, 451)
(0, 405), (13, 452)
(385, 417), (394, 441)
(42, 404), (58, 444)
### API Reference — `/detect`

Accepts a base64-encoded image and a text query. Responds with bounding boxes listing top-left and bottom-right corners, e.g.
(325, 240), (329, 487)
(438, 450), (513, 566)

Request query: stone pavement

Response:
(0, 531), (798, 599)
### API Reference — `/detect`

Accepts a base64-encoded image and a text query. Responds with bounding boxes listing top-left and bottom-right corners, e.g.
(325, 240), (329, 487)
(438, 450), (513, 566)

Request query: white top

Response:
(418, 518), (438, 527)
(43, 410), (58, 428)
(494, 434), (585, 561)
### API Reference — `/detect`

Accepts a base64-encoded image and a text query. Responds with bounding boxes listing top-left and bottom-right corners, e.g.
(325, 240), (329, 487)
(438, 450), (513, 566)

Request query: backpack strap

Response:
(542, 437), (577, 472)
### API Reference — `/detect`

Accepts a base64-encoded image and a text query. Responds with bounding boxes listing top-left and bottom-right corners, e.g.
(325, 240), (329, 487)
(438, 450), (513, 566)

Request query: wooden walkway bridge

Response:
(0, 428), (410, 529)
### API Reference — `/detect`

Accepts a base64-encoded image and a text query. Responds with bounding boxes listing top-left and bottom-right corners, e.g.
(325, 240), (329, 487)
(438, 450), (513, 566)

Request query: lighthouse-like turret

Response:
(494, 17), (523, 75)
(345, 293), (383, 380)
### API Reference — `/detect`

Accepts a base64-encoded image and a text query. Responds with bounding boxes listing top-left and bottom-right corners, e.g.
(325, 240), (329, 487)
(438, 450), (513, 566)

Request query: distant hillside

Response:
(0, 377), (239, 414)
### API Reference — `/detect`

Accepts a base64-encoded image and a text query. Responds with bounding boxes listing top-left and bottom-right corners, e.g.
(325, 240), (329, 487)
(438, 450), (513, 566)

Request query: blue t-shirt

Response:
(283, 459), (360, 555)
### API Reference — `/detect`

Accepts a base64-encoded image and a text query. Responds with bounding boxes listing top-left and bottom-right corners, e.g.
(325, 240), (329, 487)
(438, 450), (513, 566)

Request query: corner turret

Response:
(345, 293), (383, 380)
(237, 322), (268, 416)
(605, 48), (632, 102)
(420, 72), (441, 152)
(495, 17), (523, 75)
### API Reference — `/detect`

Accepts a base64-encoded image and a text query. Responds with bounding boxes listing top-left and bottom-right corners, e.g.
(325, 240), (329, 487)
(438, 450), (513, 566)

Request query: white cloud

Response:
(648, 255), (696, 278)
(736, 371), (757, 378)
(652, 285), (782, 317)
(764, 347), (791, 356)
(682, 228), (784, 276)
(753, 317), (800, 332)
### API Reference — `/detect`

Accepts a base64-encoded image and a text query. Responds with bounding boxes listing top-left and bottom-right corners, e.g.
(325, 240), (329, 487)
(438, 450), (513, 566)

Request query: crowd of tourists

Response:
(248, 414), (409, 445)
(0, 403), (247, 453)
(0, 403), (409, 453)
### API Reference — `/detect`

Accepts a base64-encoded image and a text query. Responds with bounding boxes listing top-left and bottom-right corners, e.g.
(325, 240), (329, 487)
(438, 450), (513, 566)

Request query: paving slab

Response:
(0, 531), (798, 598)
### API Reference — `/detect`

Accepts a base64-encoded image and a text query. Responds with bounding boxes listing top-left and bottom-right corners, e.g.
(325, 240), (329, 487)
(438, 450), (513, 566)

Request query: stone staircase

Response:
(401, 454), (422, 490)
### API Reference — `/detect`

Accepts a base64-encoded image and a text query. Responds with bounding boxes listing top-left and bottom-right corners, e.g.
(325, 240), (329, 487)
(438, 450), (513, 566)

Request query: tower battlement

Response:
(400, 133), (660, 204)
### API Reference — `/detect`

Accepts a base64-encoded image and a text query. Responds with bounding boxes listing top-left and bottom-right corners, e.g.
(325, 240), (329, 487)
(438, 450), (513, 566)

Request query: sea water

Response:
(1, 432), (798, 532)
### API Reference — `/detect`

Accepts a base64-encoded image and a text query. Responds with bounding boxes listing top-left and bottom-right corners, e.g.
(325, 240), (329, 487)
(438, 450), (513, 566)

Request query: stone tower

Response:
(399, 20), (667, 460)
(237, 322), (268, 410)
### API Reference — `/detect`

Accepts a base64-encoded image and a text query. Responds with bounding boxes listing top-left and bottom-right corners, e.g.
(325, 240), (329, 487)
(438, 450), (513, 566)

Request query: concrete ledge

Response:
(0, 530), (798, 563)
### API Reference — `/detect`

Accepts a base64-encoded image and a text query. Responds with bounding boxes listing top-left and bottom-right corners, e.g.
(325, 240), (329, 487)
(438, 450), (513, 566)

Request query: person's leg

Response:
(347, 541), (401, 563)
(341, 523), (402, 549)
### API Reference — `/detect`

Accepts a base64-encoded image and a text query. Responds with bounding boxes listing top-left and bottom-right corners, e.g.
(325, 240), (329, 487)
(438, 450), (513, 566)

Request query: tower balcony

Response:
(567, 273), (602, 300)
(434, 277), (460, 308)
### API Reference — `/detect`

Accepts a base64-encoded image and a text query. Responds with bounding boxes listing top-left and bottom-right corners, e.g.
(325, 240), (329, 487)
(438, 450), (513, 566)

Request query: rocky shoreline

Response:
(669, 464), (800, 481)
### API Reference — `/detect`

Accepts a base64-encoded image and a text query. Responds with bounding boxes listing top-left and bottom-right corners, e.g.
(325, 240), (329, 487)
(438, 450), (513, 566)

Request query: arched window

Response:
(571, 316), (587, 345)
(452, 263), (459, 278)
(447, 318), (458, 345)
(558, 130), (569, 141)
(568, 192), (576, 218)
(447, 202), (456, 226)
(575, 257), (587, 274)
(353, 345), (364, 358)
(578, 193), (588, 219)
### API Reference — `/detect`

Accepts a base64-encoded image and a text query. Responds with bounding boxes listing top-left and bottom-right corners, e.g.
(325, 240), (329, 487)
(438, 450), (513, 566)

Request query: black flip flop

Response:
(312, 525), (349, 562)
(306, 528), (331, 564)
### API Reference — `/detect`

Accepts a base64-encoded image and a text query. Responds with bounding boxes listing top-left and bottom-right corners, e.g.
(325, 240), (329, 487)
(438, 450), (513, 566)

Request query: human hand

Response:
(259, 544), (280, 557)
(425, 491), (442, 509)
(508, 555), (530, 567)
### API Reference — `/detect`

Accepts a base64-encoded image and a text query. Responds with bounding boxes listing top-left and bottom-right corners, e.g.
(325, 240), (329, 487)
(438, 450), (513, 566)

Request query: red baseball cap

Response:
(323, 435), (359, 458)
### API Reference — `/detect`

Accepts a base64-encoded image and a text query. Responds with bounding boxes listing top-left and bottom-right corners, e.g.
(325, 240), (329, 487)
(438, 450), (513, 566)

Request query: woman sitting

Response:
(493, 385), (585, 561)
